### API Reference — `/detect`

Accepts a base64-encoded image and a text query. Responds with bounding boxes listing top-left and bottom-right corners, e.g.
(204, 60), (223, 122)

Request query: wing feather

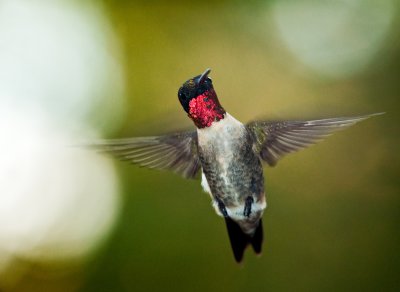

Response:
(89, 131), (201, 178)
(247, 113), (383, 166)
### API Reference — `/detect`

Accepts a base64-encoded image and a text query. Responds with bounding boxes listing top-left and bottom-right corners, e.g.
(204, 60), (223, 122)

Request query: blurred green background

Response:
(2, 0), (400, 291)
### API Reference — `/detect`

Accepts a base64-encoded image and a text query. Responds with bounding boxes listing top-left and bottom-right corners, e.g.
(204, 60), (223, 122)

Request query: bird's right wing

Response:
(89, 131), (201, 179)
(247, 113), (383, 167)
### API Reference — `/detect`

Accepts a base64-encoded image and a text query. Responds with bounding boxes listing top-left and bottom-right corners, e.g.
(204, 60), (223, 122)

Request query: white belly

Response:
(201, 171), (212, 195)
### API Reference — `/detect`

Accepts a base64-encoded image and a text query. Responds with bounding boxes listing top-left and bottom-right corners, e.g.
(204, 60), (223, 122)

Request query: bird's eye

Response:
(178, 91), (187, 101)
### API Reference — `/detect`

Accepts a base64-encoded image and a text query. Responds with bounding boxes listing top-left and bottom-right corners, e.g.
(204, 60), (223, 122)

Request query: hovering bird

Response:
(92, 68), (381, 263)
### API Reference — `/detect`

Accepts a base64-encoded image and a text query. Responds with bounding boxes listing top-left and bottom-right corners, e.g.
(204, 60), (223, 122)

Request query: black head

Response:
(178, 68), (214, 113)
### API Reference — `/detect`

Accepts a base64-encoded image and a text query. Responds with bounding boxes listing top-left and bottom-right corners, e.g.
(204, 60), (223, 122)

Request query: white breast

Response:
(197, 113), (245, 135)
(197, 113), (246, 172)
(197, 113), (246, 151)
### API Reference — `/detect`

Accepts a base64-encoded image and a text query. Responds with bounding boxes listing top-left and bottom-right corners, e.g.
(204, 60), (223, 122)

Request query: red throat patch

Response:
(188, 89), (225, 128)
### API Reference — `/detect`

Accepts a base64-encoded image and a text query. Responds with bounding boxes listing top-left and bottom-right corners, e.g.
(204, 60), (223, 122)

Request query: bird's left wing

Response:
(90, 131), (201, 179)
(246, 113), (383, 167)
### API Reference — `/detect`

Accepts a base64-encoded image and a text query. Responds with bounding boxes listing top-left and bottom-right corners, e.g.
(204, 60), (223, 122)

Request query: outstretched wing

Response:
(247, 113), (383, 166)
(90, 131), (201, 179)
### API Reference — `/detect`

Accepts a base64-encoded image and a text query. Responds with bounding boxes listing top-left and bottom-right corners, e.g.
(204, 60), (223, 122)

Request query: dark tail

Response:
(224, 218), (263, 263)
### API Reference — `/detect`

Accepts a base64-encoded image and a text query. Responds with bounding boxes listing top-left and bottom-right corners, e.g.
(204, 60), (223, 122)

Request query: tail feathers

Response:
(250, 219), (263, 254)
(224, 218), (263, 263)
(224, 217), (248, 263)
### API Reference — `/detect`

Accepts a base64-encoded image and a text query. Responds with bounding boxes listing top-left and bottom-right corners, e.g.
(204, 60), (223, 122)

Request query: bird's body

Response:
(197, 113), (266, 260)
(92, 69), (382, 262)
(198, 113), (265, 232)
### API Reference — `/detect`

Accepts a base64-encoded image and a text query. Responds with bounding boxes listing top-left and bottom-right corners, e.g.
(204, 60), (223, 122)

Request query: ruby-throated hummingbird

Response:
(93, 68), (382, 263)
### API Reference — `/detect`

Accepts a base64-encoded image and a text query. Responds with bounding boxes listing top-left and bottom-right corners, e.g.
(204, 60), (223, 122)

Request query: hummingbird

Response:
(92, 68), (381, 263)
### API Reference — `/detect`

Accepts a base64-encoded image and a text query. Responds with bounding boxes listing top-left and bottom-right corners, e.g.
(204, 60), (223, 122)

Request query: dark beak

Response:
(198, 68), (211, 85)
